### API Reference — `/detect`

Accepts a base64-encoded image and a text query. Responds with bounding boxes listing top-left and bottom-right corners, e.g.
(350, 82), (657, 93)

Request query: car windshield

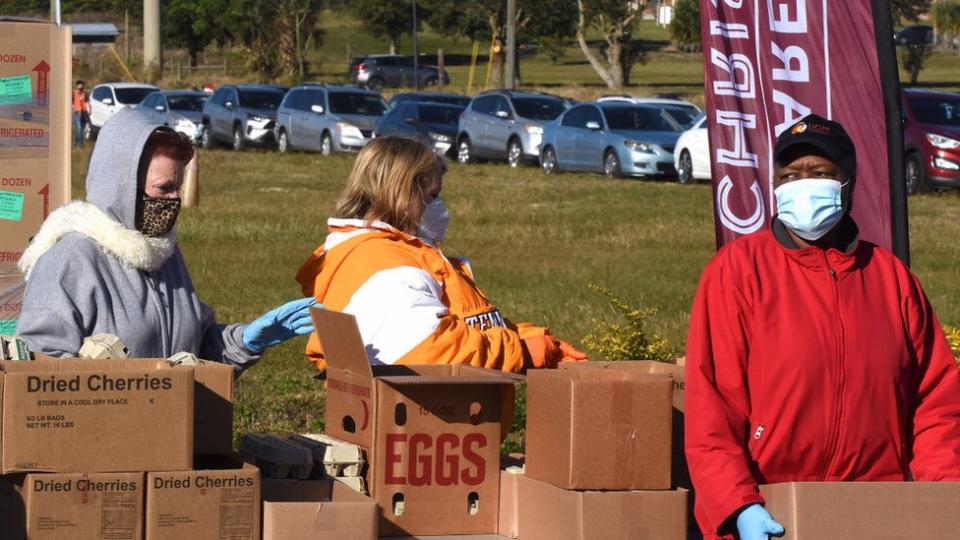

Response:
(419, 105), (463, 126)
(238, 89), (284, 110)
(115, 87), (156, 104)
(414, 95), (471, 107)
(512, 97), (566, 120)
(660, 105), (701, 128)
(329, 92), (387, 115)
(909, 95), (960, 127)
(167, 94), (207, 112)
(602, 106), (685, 132)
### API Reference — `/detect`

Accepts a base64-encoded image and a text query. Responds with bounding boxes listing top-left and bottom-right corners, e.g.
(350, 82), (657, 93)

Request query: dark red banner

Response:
(700, 0), (907, 257)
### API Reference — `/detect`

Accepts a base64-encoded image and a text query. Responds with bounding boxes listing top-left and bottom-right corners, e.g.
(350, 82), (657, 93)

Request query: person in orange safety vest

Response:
(296, 136), (586, 373)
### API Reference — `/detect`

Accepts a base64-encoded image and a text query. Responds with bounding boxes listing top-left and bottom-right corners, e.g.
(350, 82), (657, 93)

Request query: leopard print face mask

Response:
(136, 196), (181, 237)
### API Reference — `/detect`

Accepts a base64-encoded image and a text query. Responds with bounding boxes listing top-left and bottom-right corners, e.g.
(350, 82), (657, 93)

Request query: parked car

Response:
(388, 91), (471, 110)
(673, 113), (710, 184)
(351, 55), (450, 89)
(895, 25), (934, 46)
(540, 102), (686, 178)
(200, 84), (287, 150)
(597, 96), (701, 128)
(903, 88), (960, 193)
(274, 84), (386, 154)
(137, 90), (209, 142)
(376, 101), (465, 157)
(457, 90), (568, 167)
(87, 82), (159, 139)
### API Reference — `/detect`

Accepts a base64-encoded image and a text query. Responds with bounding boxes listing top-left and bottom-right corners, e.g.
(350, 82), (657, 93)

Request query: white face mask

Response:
(417, 197), (450, 245)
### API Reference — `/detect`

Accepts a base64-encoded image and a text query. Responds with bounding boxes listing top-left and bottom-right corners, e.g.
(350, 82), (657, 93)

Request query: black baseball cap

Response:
(774, 114), (857, 181)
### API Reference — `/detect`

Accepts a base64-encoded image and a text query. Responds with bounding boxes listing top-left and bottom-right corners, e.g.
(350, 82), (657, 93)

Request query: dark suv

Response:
(457, 90), (568, 167)
(201, 84), (288, 150)
(351, 55), (450, 89)
(903, 89), (960, 193)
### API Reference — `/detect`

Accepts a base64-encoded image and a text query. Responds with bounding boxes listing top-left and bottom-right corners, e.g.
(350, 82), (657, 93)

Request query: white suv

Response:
(87, 82), (158, 139)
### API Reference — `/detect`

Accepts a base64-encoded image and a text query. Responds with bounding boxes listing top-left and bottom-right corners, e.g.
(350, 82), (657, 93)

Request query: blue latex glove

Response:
(242, 298), (319, 353)
(737, 504), (784, 540)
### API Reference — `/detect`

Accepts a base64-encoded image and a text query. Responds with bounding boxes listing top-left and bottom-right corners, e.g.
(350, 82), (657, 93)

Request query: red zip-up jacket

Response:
(685, 218), (960, 539)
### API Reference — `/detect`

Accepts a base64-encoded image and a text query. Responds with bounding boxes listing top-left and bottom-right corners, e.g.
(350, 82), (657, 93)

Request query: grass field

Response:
(68, 144), (960, 443)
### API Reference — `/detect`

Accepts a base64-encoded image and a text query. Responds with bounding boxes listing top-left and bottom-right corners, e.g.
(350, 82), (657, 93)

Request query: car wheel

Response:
(457, 137), (473, 165)
(905, 152), (926, 195)
(603, 150), (622, 178)
(425, 76), (439, 87)
(278, 130), (290, 153)
(232, 125), (245, 151)
(677, 150), (696, 185)
(200, 124), (214, 150)
(507, 138), (523, 168)
(367, 76), (384, 90)
(541, 146), (559, 175)
(321, 132), (333, 156)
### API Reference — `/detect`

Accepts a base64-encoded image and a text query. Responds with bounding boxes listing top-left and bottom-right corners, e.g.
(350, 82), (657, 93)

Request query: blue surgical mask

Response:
(417, 197), (450, 245)
(774, 178), (846, 241)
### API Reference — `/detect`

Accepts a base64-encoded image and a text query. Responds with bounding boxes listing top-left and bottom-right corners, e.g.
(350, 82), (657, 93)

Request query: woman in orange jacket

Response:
(296, 137), (586, 373)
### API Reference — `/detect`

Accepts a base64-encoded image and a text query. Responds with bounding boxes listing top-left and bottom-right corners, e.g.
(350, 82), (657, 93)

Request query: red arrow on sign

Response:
(33, 61), (50, 106)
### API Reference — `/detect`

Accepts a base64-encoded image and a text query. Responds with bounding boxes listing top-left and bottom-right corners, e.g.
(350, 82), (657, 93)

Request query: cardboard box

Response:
(0, 273), (24, 335)
(497, 468), (523, 539)
(526, 364), (673, 490)
(22, 471), (144, 540)
(311, 308), (518, 536)
(760, 482), (960, 539)
(0, 19), (72, 273)
(146, 462), (260, 540)
(192, 360), (234, 456)
(262, 477), (377, 540)
(518, 475), (687, 540)
(0, 358), (194, 473)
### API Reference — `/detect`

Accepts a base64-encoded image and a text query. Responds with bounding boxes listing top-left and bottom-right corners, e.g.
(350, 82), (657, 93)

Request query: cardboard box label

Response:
(0, 190), (24, 220)
(25, 472), (144, 540)
(146, 466), (260, 540)
(0, 75), (32, 105)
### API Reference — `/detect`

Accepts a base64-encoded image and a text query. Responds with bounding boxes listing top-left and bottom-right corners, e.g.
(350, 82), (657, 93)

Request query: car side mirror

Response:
(155, 105), (166, 112)
(495, 110), (511, 119)
(586, 121), (601, 130)
(102, 97), (114, 106)
(311, 104), (325, 114)
(224, 101), (234, 109)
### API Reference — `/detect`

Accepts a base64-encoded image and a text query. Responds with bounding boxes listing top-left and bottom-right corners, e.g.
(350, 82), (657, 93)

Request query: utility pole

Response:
(143, 0), (161, 80)
(504, 0), (517, 89)
(412, 0), (420, 91)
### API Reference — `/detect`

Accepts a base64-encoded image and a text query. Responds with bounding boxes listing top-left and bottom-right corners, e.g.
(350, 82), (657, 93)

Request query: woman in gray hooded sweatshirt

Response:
(16, 108), (314, 369)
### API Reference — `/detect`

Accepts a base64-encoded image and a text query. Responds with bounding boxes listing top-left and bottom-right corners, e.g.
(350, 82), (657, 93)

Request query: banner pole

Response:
(872, 0), (910, 266)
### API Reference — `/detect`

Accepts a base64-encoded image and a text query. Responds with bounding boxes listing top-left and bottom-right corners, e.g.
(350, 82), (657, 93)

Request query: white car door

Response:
(89, 86), (115, 127)
(691, 118), (711, 179)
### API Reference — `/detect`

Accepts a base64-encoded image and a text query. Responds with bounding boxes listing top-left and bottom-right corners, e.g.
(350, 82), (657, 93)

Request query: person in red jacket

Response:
(685, 114), (960, 540)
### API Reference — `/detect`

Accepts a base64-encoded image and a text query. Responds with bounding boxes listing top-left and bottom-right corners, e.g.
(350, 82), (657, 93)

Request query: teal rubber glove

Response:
(737, 504), (784, 540)
(242, 298), (319, 353)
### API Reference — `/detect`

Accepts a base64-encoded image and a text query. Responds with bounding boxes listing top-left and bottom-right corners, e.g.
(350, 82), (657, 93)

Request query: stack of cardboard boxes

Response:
(0, 18), (73, 336)
(507, 361), (688, 540)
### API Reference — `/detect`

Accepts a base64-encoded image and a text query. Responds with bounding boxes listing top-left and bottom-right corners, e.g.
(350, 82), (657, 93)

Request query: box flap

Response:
(311, 308), (373, 379)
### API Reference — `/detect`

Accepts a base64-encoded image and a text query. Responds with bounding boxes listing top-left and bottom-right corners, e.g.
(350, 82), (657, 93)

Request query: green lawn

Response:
(68, 145), (960, 441)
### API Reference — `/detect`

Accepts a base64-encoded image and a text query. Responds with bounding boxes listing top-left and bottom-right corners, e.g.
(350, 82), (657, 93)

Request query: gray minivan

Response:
(457, 90), (568, 167)
(274, 85), (386, 154)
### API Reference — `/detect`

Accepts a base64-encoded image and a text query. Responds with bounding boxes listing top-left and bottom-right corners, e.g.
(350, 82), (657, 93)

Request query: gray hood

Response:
(86, 108), (165, 229)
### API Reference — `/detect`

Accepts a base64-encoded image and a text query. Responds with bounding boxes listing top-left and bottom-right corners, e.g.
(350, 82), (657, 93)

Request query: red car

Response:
(903, 89), (960, 194)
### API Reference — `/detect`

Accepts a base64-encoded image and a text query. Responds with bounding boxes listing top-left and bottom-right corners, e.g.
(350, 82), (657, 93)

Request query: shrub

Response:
(582, 284), (675, 362)
(898, 43), (933, 84)
(943, 324), (960, 367)
(669, 0), (701, 51)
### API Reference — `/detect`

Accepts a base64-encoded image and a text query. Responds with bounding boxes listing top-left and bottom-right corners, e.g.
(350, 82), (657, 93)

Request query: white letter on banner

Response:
(711, 0), (744, 7)
(710, 21), (749, 39)
(711, 49), (755, 98)
(771, 44), (809, 82)
(715, 111), (759, 168)
(717, 176), (765, 234)
(768, 0), (807, 33)
(772, 90), (811, 135)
